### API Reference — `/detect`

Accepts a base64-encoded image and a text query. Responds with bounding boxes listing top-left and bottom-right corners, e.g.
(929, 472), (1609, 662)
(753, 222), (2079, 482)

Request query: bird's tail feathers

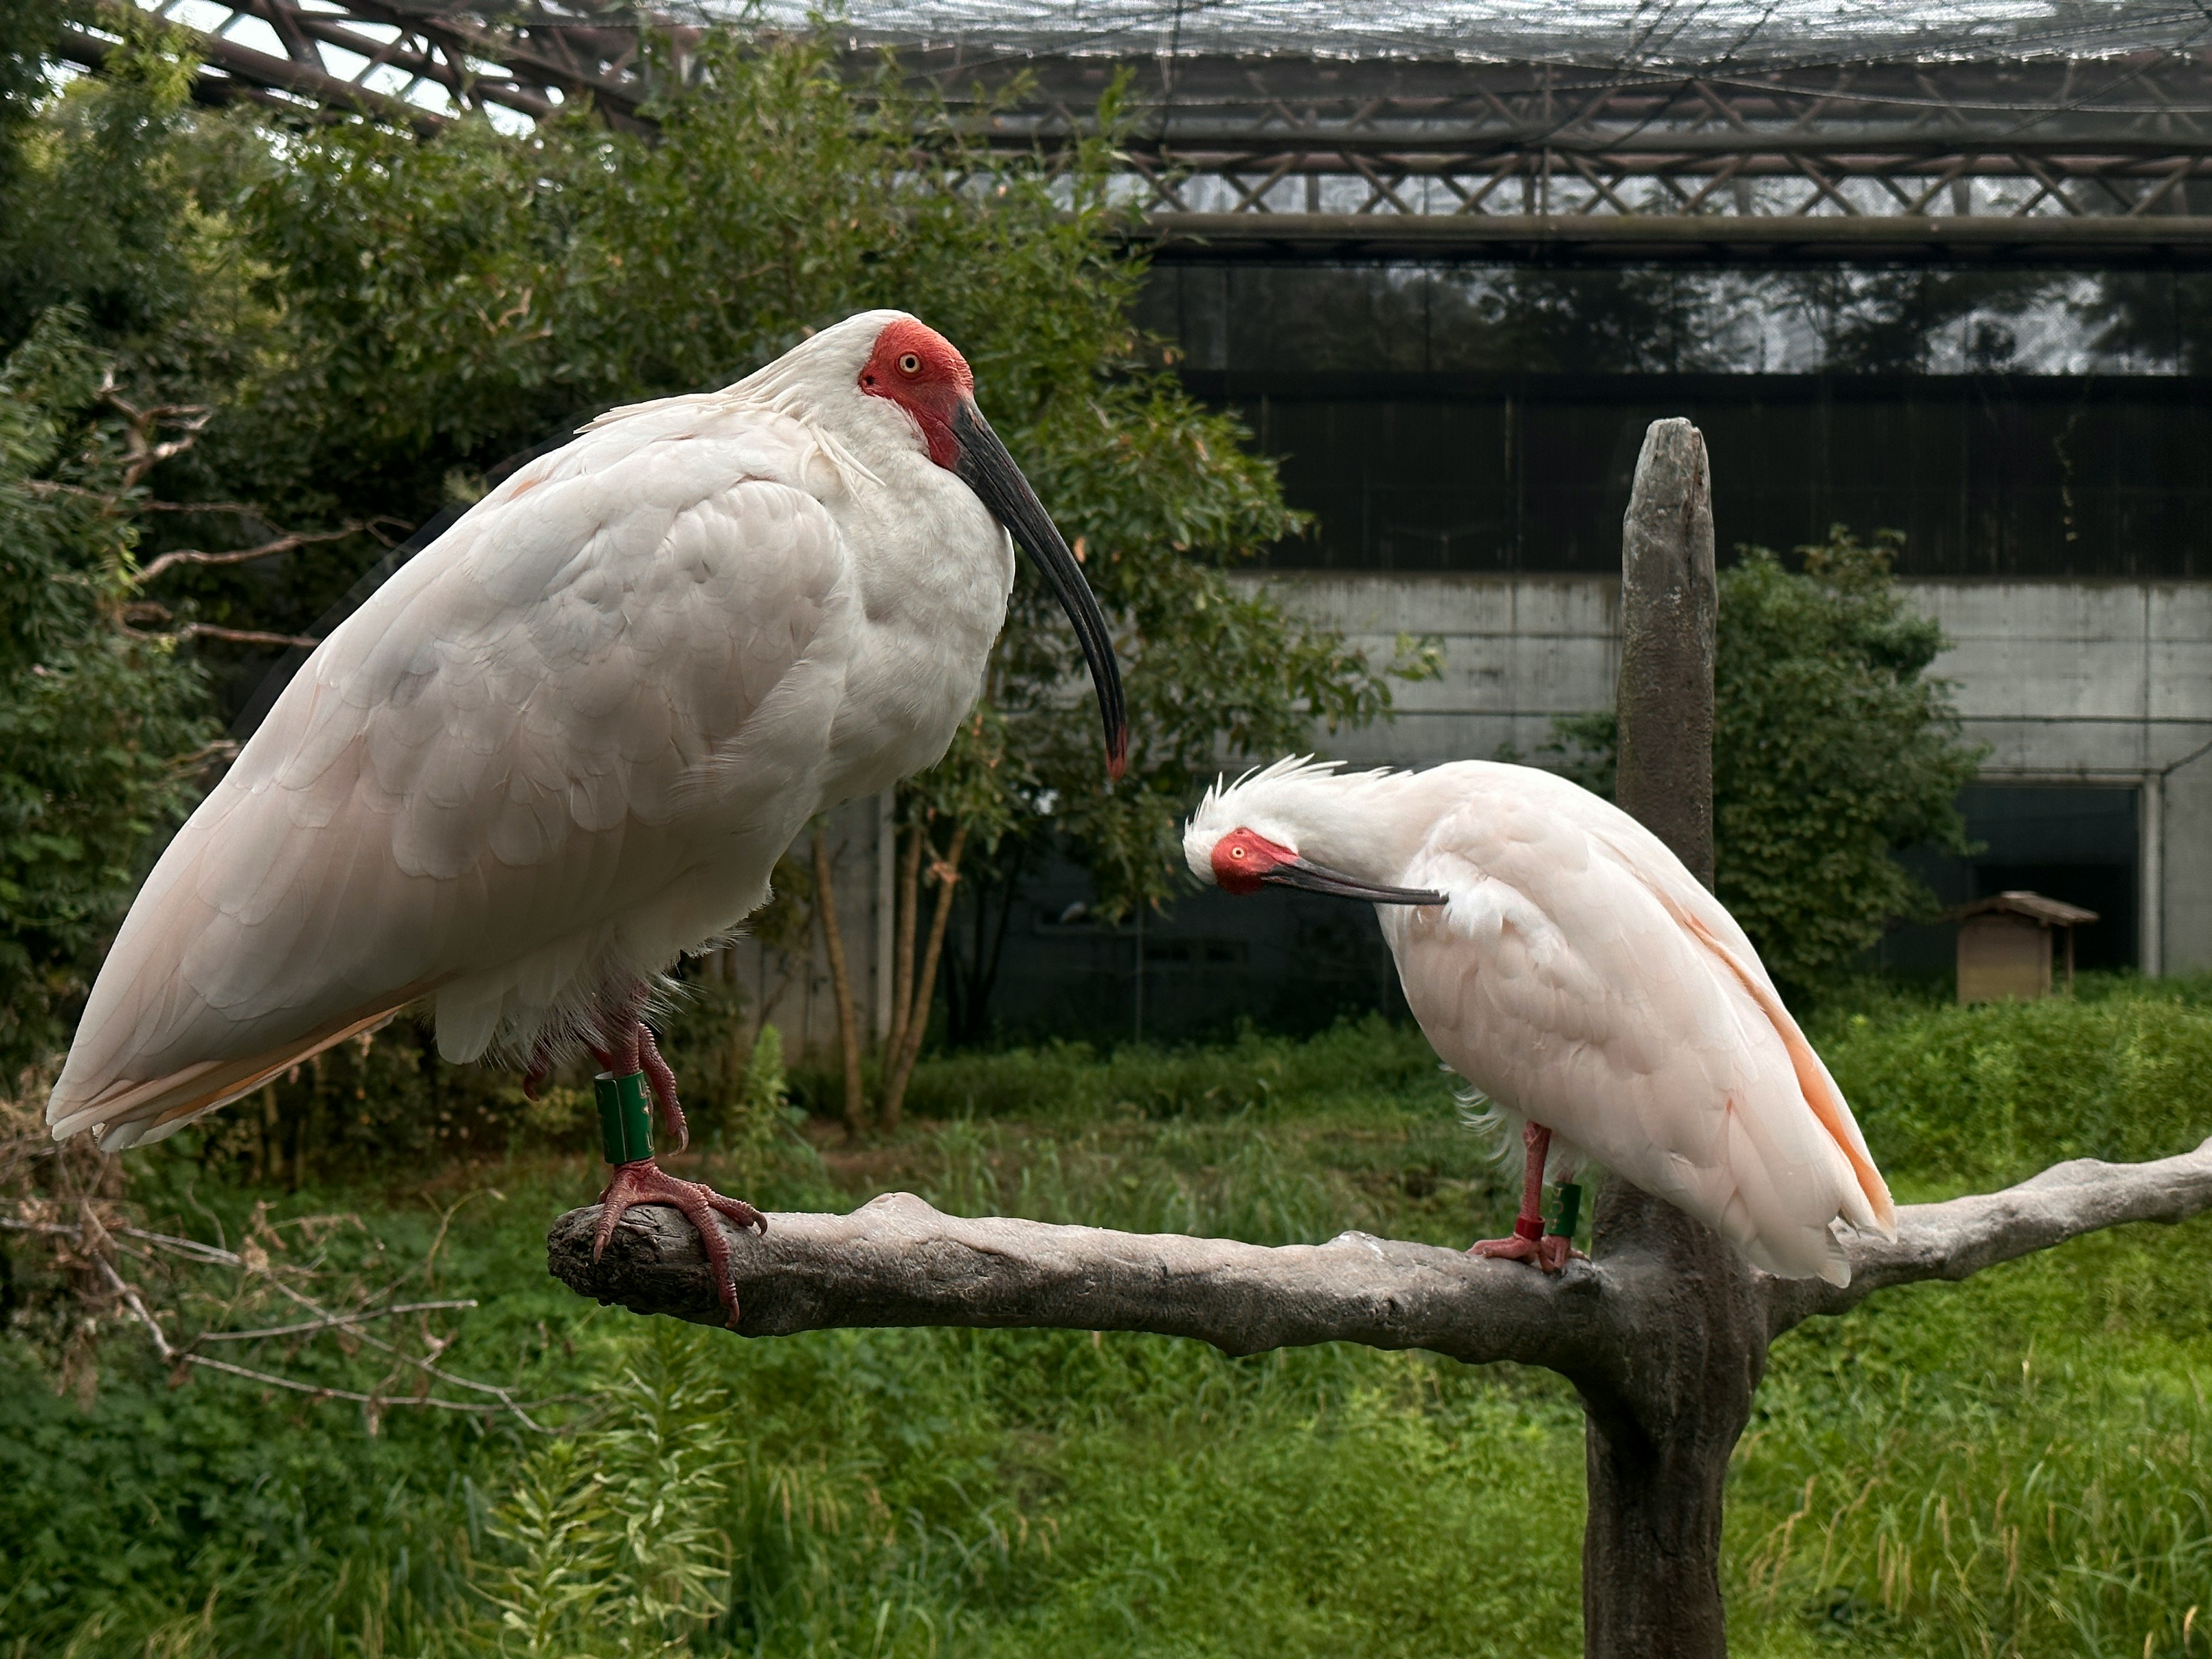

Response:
(48, 998), (411, 1152)
(1670, 906), (1896, 1237)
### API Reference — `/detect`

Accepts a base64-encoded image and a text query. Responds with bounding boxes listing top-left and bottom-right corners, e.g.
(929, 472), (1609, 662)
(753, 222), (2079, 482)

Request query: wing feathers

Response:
(1387, 767), (1893, 1284)
(51, 404), (861, 1148)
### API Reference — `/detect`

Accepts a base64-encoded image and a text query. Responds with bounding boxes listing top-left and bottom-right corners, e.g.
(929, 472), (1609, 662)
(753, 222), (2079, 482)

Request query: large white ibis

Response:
(1184, 759), (1894, 1285)
(48, 311), (1126, 1320)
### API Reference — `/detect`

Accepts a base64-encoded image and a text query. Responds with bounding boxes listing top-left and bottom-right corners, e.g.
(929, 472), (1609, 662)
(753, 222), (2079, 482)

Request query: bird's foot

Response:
(591, 1160), (767, 1328)
(1468, 1222), (1584, 1273)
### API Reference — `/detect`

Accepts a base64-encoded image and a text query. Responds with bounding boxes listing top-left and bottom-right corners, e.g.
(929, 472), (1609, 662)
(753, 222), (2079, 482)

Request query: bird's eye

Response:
(897, 353), (922, 374)
(1229, 846), (1247, 859)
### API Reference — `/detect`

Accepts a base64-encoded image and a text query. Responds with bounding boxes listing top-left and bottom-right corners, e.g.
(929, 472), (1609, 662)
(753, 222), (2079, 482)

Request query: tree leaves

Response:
(1547, 527), (1983, 990)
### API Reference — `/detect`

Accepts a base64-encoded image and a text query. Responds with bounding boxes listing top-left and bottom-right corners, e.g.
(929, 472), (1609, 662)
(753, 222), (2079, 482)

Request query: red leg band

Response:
(1514, 1215), (1545, 1243)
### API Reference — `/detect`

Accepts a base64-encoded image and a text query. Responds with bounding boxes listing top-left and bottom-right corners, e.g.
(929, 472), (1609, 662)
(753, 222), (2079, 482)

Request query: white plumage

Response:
(51, 310), (1112, 1160)
(1184, 757), (1895, 1285)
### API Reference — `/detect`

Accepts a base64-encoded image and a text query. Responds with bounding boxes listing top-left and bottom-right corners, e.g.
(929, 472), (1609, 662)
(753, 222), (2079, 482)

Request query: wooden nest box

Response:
(1942, 891), (2100, 1003)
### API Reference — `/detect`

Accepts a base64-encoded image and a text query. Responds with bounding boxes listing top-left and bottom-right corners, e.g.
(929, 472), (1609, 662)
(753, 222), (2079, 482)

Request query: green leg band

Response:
(596, 1070), (654, 1165)
(1550, 1181), (1584, 1240)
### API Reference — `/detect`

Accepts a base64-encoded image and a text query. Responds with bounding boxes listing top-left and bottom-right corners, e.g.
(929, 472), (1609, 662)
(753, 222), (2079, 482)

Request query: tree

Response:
(550, 423), (2212, 1658)
(12, 25), (1421, 1118)
(1549, 525), (1982, 989)
(0, 311), (217, 1073)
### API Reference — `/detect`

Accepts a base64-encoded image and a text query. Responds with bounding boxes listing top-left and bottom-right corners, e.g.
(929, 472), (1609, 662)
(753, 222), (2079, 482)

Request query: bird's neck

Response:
(1272, 768), (1465, 885)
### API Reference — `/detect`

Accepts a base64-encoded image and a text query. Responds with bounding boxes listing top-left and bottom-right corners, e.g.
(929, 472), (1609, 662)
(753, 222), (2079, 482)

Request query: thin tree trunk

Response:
(809, 826), (868, 1141)
(877, 823), (968, 1134)
(885, 823), (924, 1067)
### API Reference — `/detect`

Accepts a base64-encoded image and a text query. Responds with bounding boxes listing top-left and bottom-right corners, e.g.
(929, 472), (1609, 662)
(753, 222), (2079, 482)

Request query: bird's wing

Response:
(50, 400), (861, 1149)
(1548, 778), (1893, 1235)
(1387, 774), (1888, 1283)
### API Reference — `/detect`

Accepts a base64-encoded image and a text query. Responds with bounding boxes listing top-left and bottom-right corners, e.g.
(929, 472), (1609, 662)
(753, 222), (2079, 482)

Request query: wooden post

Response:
(1615, 418), (1717, 887)
(1582, 418), (1754, 1659)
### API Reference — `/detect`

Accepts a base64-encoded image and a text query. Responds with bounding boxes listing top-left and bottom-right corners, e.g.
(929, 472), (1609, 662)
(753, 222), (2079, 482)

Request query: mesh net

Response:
(729, 1), (2212, 67)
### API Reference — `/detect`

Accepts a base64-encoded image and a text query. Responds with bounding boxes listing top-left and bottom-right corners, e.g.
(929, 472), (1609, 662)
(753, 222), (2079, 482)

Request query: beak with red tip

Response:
(951, 399), (1128, 778)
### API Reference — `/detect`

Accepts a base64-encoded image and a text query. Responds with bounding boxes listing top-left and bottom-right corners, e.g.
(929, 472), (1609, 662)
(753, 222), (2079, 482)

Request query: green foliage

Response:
(471, 1329), (736, 1657)
(1819, 993), (2212, 1192)
(0, 310), (215, 1071)
(1548, 526), (1983, 988)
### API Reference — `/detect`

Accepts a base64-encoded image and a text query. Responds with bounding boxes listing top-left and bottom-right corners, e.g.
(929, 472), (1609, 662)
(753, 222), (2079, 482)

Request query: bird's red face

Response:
(857, 316), (1129, 780)
(858, 319), (975, 470)
(1208, 824), (1447, 907)
(1211, 828), (1297, 895)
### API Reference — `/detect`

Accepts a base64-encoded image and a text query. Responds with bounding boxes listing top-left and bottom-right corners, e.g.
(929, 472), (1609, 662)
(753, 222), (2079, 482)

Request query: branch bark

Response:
(1766, 1135), (2212, 1336)
(547, 1135), (2212, 1378)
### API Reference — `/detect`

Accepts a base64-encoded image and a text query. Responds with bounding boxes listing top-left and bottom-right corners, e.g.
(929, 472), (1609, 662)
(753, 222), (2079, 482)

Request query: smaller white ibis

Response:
(1184, 759), (1895, 1285)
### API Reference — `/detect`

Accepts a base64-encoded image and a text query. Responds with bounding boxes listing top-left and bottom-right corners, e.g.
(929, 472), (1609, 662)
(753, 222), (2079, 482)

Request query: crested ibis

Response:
(48, 311), (1127, 1323)
(1184, 759), (1895, 1285)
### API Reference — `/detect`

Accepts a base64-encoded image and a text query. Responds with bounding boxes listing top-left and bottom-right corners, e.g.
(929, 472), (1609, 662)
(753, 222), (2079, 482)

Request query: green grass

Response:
(5, 997), (2210, 1658)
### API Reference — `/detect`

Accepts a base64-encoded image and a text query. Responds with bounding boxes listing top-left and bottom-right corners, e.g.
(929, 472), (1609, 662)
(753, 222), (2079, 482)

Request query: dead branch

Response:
(134, 522), (389, 587)
(551, 1194), (1625, 1389)
(549, 1139), (2212, 1384)
(139, 623), (323, 650)
(1763, 1134), (2212, 1335)
(1, 1210), (556, 1429)
(99, 371), (212, 491)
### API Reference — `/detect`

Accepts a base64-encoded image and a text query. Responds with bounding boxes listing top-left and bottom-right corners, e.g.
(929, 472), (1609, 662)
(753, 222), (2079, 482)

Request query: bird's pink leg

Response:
(637, 1023), (687, 1152)
(587, 1002), (764, 1328)
(1469, 1122), (1580, 1272)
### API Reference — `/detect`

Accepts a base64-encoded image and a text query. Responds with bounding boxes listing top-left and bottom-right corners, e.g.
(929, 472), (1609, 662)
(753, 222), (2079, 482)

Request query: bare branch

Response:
(550, 1192), (1623, 1385)
(135, 623), (322, 650)
(7, 1214), (556, 1429)
(553, 1142), (2212, 1383)
(1765, 1135), (2212, 1336)
(134, 524), (376, 586)
(189, 1298), (479, 1344)
(100, 370), (213, 491)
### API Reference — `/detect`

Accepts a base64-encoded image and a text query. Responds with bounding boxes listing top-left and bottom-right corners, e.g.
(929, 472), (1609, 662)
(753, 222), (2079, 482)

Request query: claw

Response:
(1467, 1231), (1585, 1272)
(592, 1158), (767, 1327)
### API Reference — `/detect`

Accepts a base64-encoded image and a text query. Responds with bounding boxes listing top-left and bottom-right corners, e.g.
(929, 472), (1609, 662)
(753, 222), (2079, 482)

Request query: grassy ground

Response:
(4, 984), (2210, 1658)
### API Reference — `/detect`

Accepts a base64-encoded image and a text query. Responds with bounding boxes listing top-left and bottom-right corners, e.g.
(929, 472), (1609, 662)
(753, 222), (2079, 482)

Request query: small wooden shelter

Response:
(1943, 891), (2099, 1003)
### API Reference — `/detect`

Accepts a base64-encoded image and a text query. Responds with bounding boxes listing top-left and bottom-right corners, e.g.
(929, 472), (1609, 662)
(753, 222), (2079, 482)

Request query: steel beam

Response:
(54, 7), (2212, 263)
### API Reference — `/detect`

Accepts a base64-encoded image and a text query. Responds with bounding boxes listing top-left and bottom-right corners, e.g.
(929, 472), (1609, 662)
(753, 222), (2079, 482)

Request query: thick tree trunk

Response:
(1614, 417), (1717, 889)
(1586, 416), (1743, 1658)
(1579, 1184), (1763, 1659)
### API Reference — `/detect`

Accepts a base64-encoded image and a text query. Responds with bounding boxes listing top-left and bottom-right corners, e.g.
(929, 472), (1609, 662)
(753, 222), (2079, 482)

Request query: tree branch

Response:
(131, 623), (323, 650)
(553, 1193), (1624, 1384)
(134, 523), (388, 587)
(552, 1141), (2212, 1384)
(1764, 1135), (2212, 1336)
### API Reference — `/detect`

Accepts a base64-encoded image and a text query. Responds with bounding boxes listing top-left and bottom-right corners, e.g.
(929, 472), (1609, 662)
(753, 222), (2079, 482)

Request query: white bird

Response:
(49, 310), (1126, 1321)
(1184, 758), (1895, 1285)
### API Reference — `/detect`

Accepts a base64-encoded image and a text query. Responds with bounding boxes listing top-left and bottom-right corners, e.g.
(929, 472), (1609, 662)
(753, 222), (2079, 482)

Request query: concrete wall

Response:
(1255, 572), (2212, 972)
(722, 573), (2212, 1056)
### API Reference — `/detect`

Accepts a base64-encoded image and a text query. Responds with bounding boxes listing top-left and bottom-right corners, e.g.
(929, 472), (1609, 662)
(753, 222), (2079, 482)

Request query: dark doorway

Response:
(1885, 784), (2139, 974)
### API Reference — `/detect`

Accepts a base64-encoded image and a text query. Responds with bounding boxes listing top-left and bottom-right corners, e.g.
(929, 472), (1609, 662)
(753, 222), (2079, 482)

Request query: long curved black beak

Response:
(952, 399), (1128, 779)
(1263, 858), (1446, 907)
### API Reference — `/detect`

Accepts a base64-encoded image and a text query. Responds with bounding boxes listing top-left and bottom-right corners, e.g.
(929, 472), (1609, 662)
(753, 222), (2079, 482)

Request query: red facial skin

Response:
(858, 319), (976, 469)
(1211, 828), (1297, 896)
